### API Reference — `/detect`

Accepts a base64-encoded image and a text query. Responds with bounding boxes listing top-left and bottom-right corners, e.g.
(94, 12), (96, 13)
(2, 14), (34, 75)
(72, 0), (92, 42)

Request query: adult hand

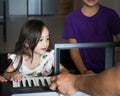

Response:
(50, 73), (78, 95)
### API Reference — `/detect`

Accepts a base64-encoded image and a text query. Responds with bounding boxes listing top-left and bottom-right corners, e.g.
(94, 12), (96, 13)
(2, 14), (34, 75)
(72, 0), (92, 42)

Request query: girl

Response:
(3, 19), (68, 81)
(0, 53), (11, 82)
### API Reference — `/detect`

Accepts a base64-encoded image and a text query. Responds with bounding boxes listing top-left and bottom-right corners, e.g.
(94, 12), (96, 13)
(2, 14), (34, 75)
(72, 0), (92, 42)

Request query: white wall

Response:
(8, 0), (120, 16)
(8, 0), (27, 16)
(8, 0), (57, 16)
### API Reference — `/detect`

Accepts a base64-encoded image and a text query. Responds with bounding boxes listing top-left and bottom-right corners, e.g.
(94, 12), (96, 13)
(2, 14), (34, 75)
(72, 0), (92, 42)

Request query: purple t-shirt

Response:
(63, 5), (120, 70)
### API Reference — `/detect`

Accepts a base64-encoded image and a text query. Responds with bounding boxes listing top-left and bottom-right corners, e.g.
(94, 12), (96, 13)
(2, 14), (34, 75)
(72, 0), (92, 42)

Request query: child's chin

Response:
(40, 51), (46, 54)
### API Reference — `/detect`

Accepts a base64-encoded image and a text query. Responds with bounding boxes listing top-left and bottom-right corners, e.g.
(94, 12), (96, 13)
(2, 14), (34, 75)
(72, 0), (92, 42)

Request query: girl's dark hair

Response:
(14, 19), (52, 71)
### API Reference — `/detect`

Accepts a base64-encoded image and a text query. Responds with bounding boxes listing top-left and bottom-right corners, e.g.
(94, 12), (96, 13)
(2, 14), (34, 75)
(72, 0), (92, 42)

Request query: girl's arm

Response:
(3, 63), (17, 80)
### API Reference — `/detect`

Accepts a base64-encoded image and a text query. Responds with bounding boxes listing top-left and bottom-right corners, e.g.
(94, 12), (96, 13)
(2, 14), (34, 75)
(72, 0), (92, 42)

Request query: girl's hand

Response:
(10, 73), (23, 81)
(0, 75), (7, 82)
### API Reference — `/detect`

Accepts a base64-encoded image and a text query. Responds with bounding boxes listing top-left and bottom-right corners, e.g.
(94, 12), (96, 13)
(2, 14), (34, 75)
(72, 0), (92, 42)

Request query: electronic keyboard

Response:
(10, 76), (52, 94)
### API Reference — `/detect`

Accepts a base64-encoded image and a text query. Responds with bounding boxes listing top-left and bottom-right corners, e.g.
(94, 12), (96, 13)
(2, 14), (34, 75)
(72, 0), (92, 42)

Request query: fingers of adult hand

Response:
(56, 74), (78, 95)
(50, 75), (57, 82)
(57, 83), (77, 95)
(49, 82), (57, 90)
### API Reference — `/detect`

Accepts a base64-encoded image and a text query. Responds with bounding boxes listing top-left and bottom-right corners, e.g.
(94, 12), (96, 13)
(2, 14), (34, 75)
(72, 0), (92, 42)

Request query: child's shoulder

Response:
(45, 50), (54, 54)
(8, 53), (16, 59)
(42, 50), (54, 58)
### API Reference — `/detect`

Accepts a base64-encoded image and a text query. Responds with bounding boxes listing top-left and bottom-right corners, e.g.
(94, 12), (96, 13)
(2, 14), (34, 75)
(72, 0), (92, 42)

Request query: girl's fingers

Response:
(10, 74), (23, 81)
(0, 76), (7, 82)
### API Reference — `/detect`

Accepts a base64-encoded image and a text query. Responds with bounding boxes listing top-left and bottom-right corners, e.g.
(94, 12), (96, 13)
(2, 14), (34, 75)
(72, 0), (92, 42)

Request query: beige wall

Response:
(100, 0), (120, 16)
(73, 0), (82, 10)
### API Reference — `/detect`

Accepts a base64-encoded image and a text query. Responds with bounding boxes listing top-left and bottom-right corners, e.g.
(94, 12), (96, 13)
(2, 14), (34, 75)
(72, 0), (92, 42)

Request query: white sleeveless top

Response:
(8, 50), (54, 77)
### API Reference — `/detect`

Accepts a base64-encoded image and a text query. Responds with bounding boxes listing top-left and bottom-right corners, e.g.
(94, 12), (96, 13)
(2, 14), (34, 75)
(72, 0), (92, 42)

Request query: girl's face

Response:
(82, 0), (99, 7)
(34, 26), (50, 55)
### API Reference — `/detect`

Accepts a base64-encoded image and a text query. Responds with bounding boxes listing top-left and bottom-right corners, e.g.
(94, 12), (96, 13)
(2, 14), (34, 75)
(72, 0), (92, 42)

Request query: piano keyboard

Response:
(10, 77), (53, 94)
(12, 77), (51, 88)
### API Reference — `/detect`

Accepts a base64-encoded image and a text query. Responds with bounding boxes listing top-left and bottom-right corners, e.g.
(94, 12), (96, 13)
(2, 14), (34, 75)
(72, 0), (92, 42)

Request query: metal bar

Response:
(55, 42), (120, 49)
(105, 47), (114, 69)
(54, 42), (120, 74)
(54, 48), (60, 75)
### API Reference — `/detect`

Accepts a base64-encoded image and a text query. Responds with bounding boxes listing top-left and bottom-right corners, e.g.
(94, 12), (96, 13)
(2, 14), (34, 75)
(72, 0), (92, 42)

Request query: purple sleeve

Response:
(109, 10), (120, 35)
(62, 16), (76, 39)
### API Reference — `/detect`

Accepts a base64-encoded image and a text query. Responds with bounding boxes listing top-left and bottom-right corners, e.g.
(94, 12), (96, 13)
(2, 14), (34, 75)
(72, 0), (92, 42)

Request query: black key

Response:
(31, 79), (34, 87)
(44, 78), (48, 86)
(20, 81), (23, 87)
(25, 80), (29, 87)
(38, 79), (42, 86)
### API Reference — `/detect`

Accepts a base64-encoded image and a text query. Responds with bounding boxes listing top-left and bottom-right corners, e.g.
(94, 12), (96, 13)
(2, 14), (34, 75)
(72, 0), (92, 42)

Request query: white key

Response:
(44, 77), (50, 85)
(21, 78), (26, 87)
(31, 78), (37, 86)
(17, 81), (20, 87)
(13, 80), (21, 88)
(34, 77), (40, 86)
(12, 81), (17, 88)
(39, 77), (45, 86)
(26, 78), (32, 87)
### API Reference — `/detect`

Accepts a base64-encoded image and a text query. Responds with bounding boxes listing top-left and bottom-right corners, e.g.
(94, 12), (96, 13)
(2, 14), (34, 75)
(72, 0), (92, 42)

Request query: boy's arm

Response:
(68, 39), (93, 74)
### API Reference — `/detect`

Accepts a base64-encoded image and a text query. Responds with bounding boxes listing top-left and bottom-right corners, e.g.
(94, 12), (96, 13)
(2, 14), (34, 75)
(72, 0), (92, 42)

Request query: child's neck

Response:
(32, 52), (41, 65)
(23, 53), (41, 70)
(81, 4), (99, 17)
